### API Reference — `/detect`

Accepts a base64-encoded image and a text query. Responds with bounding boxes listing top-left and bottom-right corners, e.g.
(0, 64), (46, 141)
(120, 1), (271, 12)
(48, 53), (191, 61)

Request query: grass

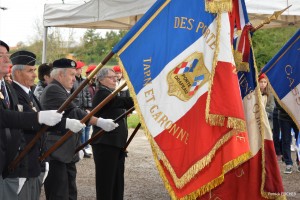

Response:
(127, 113), (140, 129)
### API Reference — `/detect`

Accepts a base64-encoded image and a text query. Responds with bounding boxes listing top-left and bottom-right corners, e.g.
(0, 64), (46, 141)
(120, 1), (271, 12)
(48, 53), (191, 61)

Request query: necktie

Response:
(28, 90), (34, 101)
(29, 90), (39, 112)
(1, 81), (10, 108)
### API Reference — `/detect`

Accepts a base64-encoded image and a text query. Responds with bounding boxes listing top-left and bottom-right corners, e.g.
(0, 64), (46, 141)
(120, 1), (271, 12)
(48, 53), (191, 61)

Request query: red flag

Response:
(198, 0), (285, 199)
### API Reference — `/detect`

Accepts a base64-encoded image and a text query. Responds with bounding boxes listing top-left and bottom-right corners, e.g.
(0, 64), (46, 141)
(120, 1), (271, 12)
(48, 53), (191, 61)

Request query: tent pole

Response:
(42, 27), (48, 63)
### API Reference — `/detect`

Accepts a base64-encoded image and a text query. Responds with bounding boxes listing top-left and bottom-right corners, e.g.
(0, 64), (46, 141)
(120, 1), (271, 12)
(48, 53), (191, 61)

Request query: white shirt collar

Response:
(13, 80), (31, 94)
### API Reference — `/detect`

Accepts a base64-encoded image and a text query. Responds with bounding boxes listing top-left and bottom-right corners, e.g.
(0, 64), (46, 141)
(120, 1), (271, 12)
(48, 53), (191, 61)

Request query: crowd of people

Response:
(258, 73), (299, 174)
(0, 39), (133, 200)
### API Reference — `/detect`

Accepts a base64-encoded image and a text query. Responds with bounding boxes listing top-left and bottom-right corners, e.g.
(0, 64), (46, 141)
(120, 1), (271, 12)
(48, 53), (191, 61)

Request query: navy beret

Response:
(0, 40), (9, 52)
(53, 58), (76, 69)
(10, 50), (36, 66)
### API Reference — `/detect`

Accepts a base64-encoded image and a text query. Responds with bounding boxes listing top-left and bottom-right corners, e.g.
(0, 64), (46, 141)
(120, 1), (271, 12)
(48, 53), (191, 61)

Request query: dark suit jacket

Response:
(40, 79), (86, 163)
(0, 81), (40, 178)
(12, 82), (44, 177)
(91, 85), (134, 148)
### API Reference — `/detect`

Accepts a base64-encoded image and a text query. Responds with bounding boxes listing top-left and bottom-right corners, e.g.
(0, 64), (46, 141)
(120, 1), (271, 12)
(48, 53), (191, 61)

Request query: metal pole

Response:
(42, 27), (48, 63)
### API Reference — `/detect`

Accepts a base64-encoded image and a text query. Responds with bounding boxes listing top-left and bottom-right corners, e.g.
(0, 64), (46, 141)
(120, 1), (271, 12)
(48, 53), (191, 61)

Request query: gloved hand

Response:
(38, 110), (63, 126)
(65, 118), (86, 133)
(42, 162), (49, 184)
(96, 118), (119, 131)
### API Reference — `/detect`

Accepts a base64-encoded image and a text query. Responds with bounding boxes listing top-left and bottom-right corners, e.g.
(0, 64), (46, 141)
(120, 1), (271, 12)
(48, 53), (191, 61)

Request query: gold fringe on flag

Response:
(158, 151), (251, 200)
(207, 114), (225, 126)
(227, 117), (246, 131)
(153, 129), (236, 188)
(205, 0), (232, 13)
(205, 13), (221, 124)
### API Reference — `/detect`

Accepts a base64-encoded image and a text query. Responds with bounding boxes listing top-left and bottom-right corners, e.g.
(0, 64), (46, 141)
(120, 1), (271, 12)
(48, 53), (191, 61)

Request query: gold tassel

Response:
(227, 117), (246, 132)
(208, 114), (225, 126)
(234, 50), (250, 72)
(205, 0), (232, 13)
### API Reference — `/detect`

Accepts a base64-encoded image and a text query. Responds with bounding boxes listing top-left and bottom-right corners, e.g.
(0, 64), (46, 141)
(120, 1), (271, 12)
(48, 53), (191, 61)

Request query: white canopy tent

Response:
(246, 0), (300, 29)
(43, 0), (156, 29)
(42, 0), (300, 62)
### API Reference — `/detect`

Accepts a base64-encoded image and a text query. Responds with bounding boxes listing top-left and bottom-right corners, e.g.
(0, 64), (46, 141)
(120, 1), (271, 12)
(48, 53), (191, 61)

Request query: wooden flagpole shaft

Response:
(123, 123), (141, 152)
(39, 82), (126, 162)
(75, 107), (135, 154)
(8, 52), (115, 171)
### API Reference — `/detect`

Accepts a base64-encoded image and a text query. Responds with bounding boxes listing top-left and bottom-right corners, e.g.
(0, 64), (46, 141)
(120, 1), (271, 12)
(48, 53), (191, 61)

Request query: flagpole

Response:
(74, 107), (135, 154)
(39, 82), (126, 162)
(123, 123), (141, 152)
(8, 52), (115, 171)
(251, 5), (292, 32)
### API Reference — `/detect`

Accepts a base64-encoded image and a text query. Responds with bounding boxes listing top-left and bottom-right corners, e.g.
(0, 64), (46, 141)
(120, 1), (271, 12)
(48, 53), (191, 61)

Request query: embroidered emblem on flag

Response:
(167, 52), (209, 101)
(174, 59), (198, 74)
(189, 75), (205, 96)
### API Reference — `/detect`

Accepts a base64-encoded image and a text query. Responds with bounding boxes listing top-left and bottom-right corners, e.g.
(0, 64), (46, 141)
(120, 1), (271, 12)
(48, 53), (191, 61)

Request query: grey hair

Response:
(50, 68), (67, 79)
(11, 65), (26, 79)
(96, 68), (114, 82)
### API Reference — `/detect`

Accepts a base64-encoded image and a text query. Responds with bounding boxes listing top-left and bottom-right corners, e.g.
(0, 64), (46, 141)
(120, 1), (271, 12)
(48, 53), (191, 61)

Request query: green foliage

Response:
(252, 27), (299, 72)
(72, 29), (128, 66)
(14, 24), (298, 74)
(127, 113), (140, 129)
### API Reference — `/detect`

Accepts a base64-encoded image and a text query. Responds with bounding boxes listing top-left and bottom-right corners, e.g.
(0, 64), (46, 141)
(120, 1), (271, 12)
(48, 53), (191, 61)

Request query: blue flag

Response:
(261, 29), (300, 130)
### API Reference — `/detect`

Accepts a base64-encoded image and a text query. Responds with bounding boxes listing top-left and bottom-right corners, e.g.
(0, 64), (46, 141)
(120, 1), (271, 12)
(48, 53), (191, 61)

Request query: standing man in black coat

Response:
(40, 58), (118, 200)
(10, 50), (85, 200)
(92, 68), (134, 200)
(0, 40), (63, 199)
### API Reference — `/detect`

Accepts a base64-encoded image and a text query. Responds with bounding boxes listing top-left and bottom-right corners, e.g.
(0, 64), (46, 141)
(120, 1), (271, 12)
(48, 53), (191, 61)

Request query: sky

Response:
(0, 0), (89, 47)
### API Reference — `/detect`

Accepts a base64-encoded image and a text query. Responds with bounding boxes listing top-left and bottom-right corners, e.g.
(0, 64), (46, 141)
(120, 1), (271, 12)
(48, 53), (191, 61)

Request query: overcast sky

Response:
(0, 0), (88, 47)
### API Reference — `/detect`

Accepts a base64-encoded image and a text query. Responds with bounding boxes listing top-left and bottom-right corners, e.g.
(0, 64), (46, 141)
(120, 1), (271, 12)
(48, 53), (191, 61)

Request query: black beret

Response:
(53, 58), (76, 69)
(0, 40), (9, 52)
(10, 50), (36, 66)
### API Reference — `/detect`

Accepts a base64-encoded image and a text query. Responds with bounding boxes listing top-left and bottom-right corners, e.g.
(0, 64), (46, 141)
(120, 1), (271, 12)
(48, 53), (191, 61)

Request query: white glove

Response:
(79, 150), (84, 160)
(38, 110), (63, 126)
(96, 118), (119, 131)
(65, 118), (86, 133)
(17, 178), (26, 194)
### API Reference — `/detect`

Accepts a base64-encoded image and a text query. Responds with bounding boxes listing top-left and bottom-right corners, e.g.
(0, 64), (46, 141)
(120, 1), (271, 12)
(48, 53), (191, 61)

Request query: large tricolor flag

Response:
(113, 0), (251, 199)
(261, 29), (300, 130)
(199, 0), (285, 199)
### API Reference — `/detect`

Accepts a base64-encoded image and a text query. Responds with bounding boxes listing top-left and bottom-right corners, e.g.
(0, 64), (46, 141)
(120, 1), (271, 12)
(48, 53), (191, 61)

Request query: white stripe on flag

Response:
(281, 83), (300, 128)
(137, 13), (233, 137)
(243, 89), (272, 156)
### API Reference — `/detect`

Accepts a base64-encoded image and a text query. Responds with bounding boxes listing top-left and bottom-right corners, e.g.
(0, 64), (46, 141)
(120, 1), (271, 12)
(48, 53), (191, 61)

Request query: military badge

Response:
(167, 52), (210, 101)
(17, 104), (23, 112)
(30, 102), (37, 112)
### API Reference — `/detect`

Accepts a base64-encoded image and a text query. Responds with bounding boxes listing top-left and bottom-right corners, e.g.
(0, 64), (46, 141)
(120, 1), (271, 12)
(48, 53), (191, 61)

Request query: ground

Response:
(40, 129), (300, 200)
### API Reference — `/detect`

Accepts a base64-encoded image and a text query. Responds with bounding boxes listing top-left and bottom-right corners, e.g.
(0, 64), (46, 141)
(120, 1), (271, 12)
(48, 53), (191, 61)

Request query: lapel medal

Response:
(17, 104), (23, 112)
(30, 102), (37, 112)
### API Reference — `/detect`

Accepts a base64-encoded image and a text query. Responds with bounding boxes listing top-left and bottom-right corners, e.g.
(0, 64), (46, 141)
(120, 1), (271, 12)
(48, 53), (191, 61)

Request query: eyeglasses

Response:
(105, 76), (118, 80)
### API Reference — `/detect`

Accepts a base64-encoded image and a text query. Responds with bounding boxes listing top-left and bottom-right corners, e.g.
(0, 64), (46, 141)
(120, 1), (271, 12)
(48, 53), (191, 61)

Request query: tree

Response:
(252, 27), (299, 71)
(74, 29), (128, 65)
